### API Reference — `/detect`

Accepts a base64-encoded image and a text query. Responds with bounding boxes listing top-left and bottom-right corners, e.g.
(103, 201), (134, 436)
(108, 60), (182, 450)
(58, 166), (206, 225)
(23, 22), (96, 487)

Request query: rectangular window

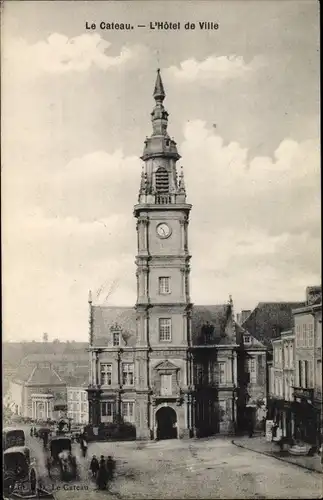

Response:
(284, 345), (289, 368)
(113, 332), (120, 346)
(159, 318), (172, 341)
(160, 374), (172, 395)
(304, 360), (308, 388)
(122, 402), (134, 422)
(244, 335), (251, 344)
(100, 364), (112, 386)
(159, 277), (170, 294)
(101, 401), (114, 417)
(289, 344), (293, 368)
(248, 357), (257, 383)
(308, 324), (314, 347)
(298, 360), (302, 387)
(219, 362), (226, 384)
(122, 363), (134, 386)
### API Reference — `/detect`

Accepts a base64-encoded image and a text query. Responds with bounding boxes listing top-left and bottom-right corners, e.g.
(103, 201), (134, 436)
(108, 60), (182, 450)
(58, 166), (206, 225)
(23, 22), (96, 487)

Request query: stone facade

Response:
(87, 71), (267, 440)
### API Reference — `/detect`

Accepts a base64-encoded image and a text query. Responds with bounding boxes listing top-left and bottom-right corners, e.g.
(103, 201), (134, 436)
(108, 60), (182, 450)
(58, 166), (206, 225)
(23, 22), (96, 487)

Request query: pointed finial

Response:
(153, 68), (166, 103)
(88, 290), (92, 304)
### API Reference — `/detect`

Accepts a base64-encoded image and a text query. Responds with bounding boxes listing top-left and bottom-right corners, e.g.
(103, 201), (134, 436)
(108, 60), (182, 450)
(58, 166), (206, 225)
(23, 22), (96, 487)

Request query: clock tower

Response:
(133, 70), (194, 439)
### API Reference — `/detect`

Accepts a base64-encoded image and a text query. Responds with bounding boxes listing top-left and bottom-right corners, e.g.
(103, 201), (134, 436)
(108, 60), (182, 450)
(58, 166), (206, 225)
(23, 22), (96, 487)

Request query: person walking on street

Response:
(81, 437), (88, 458)
(97, 456), (107, 490)
(30, 427), (33, 437)
(46, 455), (52, 479)
(90, 455), (100, 479)
(106, 455), (116, 482)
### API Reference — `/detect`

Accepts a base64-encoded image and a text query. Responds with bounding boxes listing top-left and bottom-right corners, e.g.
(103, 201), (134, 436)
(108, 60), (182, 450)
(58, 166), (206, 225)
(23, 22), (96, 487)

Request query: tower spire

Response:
(153, 68), (166, 103)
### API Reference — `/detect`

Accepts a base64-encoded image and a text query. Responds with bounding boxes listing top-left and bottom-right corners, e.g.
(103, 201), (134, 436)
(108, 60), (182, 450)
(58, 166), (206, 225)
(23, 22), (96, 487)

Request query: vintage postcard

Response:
(1, 1), (321, 499)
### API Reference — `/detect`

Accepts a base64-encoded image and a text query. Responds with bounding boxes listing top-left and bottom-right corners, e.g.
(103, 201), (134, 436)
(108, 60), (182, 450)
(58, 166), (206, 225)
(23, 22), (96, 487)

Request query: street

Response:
(24, 432), (322, 499)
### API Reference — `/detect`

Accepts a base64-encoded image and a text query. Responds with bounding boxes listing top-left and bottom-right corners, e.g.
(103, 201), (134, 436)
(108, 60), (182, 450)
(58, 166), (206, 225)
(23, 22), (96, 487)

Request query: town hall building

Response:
(87, 70), (267, 440)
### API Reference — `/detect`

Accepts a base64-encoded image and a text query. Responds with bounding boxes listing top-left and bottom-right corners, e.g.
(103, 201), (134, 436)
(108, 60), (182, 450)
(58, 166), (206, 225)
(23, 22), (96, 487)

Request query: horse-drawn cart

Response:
(3, 446), (39, 498)
(47, 436), (77, 481)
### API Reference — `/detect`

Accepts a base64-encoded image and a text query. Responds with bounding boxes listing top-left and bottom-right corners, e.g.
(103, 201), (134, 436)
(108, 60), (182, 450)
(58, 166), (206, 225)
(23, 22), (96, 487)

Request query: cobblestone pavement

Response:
(24, 433), (322, 499)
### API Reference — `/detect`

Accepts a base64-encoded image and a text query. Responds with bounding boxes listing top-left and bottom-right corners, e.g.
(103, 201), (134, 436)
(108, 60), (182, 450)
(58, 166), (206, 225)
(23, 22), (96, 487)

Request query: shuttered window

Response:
(155, 168), (169, 193)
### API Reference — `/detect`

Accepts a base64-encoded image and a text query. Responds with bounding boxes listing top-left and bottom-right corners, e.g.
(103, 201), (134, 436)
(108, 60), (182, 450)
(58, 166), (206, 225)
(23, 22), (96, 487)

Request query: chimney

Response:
(240, 310), (251, 324)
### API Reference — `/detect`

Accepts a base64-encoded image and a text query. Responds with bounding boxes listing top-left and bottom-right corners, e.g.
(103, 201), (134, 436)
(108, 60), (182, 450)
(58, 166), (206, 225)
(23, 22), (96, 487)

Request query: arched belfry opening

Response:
(156, 406), (178, 440)
(155, 167), (169, 193)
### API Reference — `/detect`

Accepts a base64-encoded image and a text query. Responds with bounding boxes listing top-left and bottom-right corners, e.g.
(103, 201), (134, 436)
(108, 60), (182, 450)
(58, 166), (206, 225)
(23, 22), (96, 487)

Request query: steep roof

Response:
(241, 301), (305, 347)
(13, 365), (35, 384)
(92, 306), (137, 346)
(13, 364), (66, 386)
(234, 323), (265, 349)
(92, 304), (234, 346)
(27, 365), (65, 386)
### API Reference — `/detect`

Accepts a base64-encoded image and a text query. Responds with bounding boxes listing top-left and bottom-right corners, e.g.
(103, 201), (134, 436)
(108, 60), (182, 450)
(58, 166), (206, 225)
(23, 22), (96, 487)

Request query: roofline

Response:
(292, 303), (322, 314)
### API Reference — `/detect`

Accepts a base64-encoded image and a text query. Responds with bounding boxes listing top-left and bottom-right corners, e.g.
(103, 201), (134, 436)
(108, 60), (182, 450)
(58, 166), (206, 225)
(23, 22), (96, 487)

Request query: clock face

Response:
(156, 223), (171, 239)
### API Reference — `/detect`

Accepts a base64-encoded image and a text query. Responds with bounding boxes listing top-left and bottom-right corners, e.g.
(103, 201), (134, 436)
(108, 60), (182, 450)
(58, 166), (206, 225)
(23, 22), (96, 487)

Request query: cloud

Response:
(166, 55), (263, 85)
(3, 33), (145, 80)
(181, 120), (320, 305)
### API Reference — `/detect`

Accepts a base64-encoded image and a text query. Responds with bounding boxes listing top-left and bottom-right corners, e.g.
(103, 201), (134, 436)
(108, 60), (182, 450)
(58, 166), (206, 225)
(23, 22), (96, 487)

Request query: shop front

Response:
(267, 397), (294, 439)
(292, 388), (320, 446)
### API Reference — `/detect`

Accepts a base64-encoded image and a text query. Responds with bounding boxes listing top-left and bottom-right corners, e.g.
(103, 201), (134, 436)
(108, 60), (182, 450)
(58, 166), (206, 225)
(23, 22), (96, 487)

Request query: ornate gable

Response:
(155, 360), (179, 372)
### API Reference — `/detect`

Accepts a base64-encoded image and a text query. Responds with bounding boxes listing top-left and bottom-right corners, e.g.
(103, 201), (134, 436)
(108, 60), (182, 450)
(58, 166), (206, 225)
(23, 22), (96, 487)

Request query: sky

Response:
(1, 0), (320, 342)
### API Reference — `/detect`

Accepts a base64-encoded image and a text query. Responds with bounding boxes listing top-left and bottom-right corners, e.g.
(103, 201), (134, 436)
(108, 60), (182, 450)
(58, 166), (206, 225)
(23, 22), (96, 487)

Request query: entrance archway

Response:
(156, 406), (177, 440)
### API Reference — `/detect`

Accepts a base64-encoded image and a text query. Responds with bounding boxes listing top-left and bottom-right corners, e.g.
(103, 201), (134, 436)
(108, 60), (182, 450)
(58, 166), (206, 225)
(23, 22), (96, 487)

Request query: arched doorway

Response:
(156, 406), (177, 440)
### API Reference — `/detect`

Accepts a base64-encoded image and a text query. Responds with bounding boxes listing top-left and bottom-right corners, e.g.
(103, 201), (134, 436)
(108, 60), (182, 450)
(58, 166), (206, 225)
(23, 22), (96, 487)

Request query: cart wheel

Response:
(30, 469), (37, 494)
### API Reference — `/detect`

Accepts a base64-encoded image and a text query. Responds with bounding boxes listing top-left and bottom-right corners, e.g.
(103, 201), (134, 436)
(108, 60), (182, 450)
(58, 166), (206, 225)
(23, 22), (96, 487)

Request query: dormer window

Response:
(244, 335), (251, 344)
(155, 167), (169, 193)
(113, 332), (120, 346)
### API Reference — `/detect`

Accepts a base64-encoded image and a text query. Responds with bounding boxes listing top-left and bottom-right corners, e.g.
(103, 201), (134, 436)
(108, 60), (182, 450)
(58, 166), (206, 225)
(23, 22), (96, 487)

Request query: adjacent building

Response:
(268, 286), (322, 447)
(269, 330), (295, 438)
(66, 374), (89, 425)
(9, 363), (67, 420)
(241, 302), (305, 348)
(292, 286), (322, 445)
(87, 70), (267, 440)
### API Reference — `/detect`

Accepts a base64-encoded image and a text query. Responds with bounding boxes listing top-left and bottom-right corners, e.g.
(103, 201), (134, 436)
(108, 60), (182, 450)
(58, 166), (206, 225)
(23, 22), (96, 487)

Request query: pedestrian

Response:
(262, 416), (266, 436)
(46, 456), (52, 479)
(81, 438), (88, 458)
(90, 455), (99, 479)
(106, 455), (116, 482)
(43, 432), (48, 449)
(97, 456), (107, 490)
(30, 427), (33, 437)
